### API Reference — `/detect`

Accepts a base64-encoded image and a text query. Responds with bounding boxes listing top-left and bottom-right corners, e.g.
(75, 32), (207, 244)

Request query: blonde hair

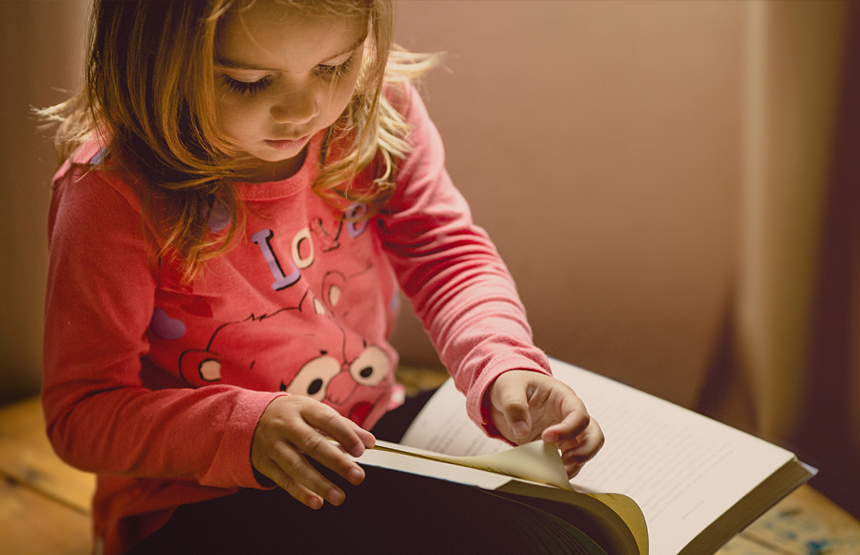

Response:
(41, 0), (436, 279)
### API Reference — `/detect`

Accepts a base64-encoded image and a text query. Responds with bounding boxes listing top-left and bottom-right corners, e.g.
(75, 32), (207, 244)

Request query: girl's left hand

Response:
(488, 370), (604, 478)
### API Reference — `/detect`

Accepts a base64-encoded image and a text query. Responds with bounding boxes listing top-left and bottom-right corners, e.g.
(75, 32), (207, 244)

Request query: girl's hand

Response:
(251, 395), (375, 509)
(489, 370), (604, 478)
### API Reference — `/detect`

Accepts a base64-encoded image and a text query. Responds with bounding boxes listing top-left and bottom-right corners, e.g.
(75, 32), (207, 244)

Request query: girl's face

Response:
(214, 2), (367, 181)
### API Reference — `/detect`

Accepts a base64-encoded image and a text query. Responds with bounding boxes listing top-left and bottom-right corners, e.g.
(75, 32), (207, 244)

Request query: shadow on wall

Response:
(794, 2), (860, 520)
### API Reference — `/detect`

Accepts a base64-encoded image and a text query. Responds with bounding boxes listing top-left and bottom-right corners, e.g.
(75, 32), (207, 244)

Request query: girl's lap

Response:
(128, 464), (598, 555)
(129, 391), (599, 555)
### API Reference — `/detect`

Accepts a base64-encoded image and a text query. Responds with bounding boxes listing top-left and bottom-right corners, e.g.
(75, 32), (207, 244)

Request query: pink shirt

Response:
(43, 85), (550, 554)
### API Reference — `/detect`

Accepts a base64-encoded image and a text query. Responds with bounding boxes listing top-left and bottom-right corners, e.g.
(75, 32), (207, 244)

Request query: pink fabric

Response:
(42, 85), (550, 555)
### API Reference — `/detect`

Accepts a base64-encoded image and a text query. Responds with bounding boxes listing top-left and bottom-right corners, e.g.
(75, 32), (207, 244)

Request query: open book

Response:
(360, 437), (649, 554)
(354, 358), (815, 555)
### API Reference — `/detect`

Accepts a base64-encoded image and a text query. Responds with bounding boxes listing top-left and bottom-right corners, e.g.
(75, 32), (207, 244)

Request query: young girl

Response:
(42, 1), (604, 553)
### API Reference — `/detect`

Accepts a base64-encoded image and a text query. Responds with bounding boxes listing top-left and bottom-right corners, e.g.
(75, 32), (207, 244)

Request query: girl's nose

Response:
(271, 86), (319, 126)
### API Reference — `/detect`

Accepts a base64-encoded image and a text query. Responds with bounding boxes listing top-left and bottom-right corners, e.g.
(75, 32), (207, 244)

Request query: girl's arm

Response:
(42, 159), (370, 495)
(379, 84), (552, 429)
(379, 85), (603, 472)
(43, 164), (271, 487)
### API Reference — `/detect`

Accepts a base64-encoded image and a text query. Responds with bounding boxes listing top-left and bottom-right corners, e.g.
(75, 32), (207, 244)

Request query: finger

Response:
(561, 443), (598, 467)
(353, 423), (376, 449)
(493, 381), (532, 440)
(564, 460), (585, 479)
(289, 422), (367, 486)
(305, 405), (373, 457)
(541, 407), (590, 443)
(271, 441), (347, 506)
(560, 425), (605, 466)
(273, 469), (325, 509)
(326, 420), (376, 457)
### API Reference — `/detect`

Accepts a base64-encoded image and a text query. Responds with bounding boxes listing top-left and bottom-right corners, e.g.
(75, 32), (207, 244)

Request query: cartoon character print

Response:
(168, 202), (396, 427)
(284, 333), (390, 427)
(296, 266), (393, 425)
(176, 290), (310, 389)
(175, 286), (392, 427)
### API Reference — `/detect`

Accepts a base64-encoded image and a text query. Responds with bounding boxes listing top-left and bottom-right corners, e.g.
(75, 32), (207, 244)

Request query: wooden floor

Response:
(2, 368), (860, 555)
(0, 396), (93, 555)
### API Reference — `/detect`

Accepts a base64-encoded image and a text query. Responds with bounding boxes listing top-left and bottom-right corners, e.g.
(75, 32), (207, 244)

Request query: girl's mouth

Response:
(265, 132), (311, 150)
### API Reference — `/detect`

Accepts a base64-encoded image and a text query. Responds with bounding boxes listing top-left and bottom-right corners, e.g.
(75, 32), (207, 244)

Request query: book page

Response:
(400, 358), (803, 555)
(372, 439), (574, 490)
(355, 444), (513, 490)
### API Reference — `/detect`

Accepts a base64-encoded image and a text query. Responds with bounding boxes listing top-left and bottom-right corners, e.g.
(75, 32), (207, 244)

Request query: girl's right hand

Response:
(251, 395), (375, 509)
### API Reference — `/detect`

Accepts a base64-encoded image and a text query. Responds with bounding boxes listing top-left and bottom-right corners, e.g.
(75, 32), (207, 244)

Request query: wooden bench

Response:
(3, 368), (859, 554)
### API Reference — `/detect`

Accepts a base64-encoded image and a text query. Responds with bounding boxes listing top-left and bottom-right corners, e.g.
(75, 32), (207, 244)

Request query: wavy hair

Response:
(40, 0), (436, 280)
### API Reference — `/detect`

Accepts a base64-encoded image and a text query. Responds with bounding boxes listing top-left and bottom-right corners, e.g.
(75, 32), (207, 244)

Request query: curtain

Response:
(735, 0), (858, 517)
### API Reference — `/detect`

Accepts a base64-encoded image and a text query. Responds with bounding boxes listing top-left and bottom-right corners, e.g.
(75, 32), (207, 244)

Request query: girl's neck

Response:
(239, 145), (309, 184)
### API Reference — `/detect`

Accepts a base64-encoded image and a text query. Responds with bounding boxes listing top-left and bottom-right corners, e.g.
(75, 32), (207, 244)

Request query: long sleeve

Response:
(42, 155), (281, 489)
(378, 86), (552, 431)
(43, 131), (406, 554)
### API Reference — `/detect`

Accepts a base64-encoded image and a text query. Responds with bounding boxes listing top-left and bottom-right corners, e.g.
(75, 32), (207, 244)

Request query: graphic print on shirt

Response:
(304, 264), (391, 425)
(312, 202), (371, 252)
(150, 308), (187, 341)
(166, 205), (391, 426)
(253, 202), (368, 291)
(175, 284), (391, 426)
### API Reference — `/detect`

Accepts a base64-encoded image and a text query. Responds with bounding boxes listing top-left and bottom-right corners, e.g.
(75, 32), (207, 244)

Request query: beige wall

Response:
(0, 1), (88, 405)
(392, 1), (743, 410)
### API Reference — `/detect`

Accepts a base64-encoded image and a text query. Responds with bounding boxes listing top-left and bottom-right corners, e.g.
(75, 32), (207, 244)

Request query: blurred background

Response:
(2, 0), (858, 517)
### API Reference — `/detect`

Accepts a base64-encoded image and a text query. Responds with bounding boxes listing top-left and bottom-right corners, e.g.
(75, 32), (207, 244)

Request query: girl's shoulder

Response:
(53, 136), (144, 215)
(381, 80), (412, 115)
(381, 80), (428, 127)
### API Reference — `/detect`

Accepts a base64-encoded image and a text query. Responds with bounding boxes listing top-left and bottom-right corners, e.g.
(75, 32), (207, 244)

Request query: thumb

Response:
(495, 382), (532, 440)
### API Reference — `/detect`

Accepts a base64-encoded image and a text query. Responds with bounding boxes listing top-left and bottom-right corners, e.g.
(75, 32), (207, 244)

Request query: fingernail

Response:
(309, 496), (323, 510)
(348, 467), (364, 485)
(513, 422), (529, 437)
(328, 489), (345, 505)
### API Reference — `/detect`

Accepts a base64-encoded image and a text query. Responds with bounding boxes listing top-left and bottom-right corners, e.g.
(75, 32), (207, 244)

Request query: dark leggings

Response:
(127, 392), (605, 555)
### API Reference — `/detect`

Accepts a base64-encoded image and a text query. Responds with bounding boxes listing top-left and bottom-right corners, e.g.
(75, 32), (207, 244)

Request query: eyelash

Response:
(316, 55), (356, 80)
(221, 55), (357, 96)
(221, 75), (272, 96)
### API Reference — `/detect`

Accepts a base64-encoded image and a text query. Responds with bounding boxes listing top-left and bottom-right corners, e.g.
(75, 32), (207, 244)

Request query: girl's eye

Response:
(221, 74), (272, 96)
(316, 55), (356, 80)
